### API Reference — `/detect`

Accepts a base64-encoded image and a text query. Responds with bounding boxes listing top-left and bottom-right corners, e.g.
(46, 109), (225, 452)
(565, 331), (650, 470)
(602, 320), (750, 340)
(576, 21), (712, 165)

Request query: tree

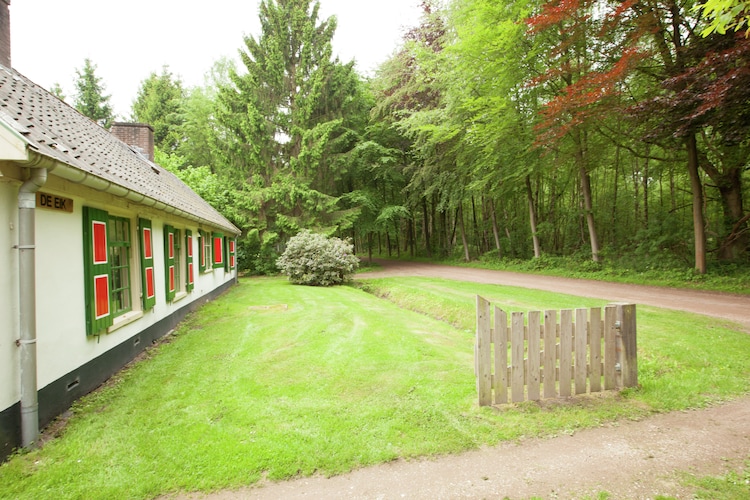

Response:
(73, 58), (115, 128)
(132, 66), (185, 151)
(216, 0), (361, 265)
(49, 83), (65, 101)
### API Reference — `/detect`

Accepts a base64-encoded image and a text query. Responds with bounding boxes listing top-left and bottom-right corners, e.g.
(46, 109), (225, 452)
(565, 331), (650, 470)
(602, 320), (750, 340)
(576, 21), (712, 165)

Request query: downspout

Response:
(17, 166), (47, 448)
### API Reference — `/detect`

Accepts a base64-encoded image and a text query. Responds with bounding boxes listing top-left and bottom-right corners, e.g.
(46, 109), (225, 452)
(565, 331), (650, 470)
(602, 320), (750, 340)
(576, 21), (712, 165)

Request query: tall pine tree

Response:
(217, 0), (359, 258)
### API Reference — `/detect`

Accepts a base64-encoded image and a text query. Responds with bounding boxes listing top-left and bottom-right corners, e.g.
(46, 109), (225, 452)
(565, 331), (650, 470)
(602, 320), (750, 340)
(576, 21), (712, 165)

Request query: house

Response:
(0, 2), (241, 461)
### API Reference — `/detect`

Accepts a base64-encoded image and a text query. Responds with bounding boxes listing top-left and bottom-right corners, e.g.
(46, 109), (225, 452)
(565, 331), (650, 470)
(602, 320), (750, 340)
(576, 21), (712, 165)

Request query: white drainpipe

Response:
(17, 166), (47, 447)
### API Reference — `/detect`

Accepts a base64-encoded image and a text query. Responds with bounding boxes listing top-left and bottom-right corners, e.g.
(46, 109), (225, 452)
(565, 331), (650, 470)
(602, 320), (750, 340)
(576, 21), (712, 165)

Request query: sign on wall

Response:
(36, 192), (74, 213)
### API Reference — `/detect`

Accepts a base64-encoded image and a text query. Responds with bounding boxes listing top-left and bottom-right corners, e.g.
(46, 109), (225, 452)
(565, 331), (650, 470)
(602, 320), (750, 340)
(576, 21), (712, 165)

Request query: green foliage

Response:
(131, 66), (185, 150)
(696, 0), (750, 36)
(241, 229), (280, 275)
(215, 0), (366, 252)
(685, 457), (750, 498)
(73, 58), (115, 128)
(276, 230), (359, 285)
(48, 82), (65, 101)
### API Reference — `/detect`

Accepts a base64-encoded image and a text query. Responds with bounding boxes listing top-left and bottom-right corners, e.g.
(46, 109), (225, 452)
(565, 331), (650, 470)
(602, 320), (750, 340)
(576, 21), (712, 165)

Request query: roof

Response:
(0, 65), (240, 235)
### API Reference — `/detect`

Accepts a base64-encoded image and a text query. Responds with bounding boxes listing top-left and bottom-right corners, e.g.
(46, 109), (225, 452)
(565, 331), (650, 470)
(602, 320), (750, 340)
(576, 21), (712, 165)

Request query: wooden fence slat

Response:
(511, 312), (525, 403)
(527, 311), (541, 401)
(559, 310), (573, 397)
(589, 307), (602, 393)
(618, 304), (638, 388)
(543, 310), (557, 398)
(604, 305), (617, 390)
(494, 307), (508, 404)
(476, 296), (492, 406)
(575, 308), (588, 395)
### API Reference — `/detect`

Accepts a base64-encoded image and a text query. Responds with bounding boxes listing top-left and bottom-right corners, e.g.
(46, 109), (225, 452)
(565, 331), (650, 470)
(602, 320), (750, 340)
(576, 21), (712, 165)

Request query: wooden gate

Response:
(475, 296), (637, 406)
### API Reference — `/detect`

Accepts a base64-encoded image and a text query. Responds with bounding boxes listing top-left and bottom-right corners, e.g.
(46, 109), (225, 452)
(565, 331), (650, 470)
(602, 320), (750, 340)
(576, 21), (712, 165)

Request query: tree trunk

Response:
(686, 134), (707, 274)
(699, 155), (747, 261)
(489, 198), (502, 258)
(643, 156), (650, 230)
(526, 175), (541, 259)
(422, 198), (432, 258)
(458, 204), (471, 262)
(367, 233), (373, 264)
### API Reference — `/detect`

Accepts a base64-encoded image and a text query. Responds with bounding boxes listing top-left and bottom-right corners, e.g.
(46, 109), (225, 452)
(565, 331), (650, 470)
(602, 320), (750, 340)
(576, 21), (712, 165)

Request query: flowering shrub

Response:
(276, 230), (359, 286)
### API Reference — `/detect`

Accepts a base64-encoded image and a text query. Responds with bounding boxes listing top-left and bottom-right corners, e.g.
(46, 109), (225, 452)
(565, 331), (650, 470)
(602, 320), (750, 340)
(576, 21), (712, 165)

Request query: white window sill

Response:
(108, 310), (144, 333)
(173, 291), (188, 303)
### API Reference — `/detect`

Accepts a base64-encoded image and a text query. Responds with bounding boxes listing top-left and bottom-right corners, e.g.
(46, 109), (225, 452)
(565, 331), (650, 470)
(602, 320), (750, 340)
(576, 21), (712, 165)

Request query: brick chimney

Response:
(111, 122), (155, 162)
(1, 0), (10, 68)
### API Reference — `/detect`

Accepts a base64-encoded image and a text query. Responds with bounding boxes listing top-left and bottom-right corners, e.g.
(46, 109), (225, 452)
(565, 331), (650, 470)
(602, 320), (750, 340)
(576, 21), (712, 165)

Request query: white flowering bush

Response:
(276, 230), (359, 286)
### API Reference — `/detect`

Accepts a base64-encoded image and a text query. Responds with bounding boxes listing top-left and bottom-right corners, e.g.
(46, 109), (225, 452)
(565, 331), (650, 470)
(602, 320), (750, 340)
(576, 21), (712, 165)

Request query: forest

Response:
(71, 0), (750, 276)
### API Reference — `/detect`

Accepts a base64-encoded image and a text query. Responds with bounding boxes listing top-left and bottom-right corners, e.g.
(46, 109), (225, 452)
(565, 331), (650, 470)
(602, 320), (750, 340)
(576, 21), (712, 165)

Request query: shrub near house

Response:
(277, 230), (359, 286)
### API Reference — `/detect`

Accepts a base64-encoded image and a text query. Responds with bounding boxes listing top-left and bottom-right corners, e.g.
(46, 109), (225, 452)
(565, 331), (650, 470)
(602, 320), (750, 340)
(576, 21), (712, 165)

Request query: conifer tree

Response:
(73, 58), (115, 128)
(217, 0), (360, 263)
(132, 66), (185, 151)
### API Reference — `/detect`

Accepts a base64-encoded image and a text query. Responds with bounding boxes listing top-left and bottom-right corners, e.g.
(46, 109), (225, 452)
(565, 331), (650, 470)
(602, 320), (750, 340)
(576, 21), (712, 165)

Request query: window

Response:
(83, 207), (138, 336)
(108, 216), (132, 316)
(199, 229), (212, 273)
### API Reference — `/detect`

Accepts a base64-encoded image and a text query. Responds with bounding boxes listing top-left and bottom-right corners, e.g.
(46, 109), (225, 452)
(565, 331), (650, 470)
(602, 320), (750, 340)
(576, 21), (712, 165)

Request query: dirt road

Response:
(179, 261), (750, 500)
(359, 259), (750, 332)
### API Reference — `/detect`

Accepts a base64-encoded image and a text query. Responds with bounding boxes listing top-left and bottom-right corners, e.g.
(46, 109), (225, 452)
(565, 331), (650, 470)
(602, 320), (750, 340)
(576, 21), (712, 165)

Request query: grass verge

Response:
(1, 276), (748, 499)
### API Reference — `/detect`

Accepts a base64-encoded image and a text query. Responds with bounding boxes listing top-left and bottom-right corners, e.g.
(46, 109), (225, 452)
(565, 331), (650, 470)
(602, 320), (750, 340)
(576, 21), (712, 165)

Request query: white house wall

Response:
(1, 172), (237, 419)
(1, 178), (20, 412)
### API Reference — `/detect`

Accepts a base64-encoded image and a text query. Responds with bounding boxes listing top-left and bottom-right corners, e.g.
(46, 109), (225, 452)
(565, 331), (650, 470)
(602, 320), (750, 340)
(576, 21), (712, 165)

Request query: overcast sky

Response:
(9, 0), (423, 118)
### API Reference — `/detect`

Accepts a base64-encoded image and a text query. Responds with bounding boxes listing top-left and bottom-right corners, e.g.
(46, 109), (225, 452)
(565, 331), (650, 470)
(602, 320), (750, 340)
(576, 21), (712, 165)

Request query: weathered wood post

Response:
(614, 303), (638, 389)
(476, 296), (492, 406)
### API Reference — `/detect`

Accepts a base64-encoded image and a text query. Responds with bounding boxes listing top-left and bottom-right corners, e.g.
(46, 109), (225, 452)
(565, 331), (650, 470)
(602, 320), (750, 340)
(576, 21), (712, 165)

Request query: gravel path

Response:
(174, 261), (750, 500)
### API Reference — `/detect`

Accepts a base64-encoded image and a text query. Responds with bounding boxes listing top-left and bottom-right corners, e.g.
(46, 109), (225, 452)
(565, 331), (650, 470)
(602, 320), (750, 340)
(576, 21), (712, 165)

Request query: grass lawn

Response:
(1, 276), (749, 499)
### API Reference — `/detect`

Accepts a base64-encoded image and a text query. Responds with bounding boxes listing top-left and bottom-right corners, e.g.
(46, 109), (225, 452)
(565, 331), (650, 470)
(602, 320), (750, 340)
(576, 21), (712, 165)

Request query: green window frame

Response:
(212, 232), (224, 269)
(224, 237), (236, 271)
(199, 229), (212, 273)
(82, 207), (135, 335)
(138, 218), (156, 311)
(164, 224), (177, 302)
(185, 229), (195, 292)
(108, 216), (132, 317)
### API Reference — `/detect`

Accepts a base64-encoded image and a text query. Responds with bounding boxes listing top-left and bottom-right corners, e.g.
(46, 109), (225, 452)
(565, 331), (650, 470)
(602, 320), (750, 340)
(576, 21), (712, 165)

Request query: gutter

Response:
(16, 165), (48, 448)
(50, 160), (240, 235)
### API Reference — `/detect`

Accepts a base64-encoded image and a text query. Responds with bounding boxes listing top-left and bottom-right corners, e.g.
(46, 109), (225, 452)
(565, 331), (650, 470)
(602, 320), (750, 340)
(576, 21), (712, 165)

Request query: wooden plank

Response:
(589, 307), (602, 392)
(543, 310), (557, 398)
(559, 309), (573, 397)
(527, 311), (541, 401)
(511, 312), (525, 403)
(604, 305), (617, 390)
(494, 307), (508, 404)
(575, 308), (588, 394)
(617, 303), (638, 388)
(476, 296), (492, 406)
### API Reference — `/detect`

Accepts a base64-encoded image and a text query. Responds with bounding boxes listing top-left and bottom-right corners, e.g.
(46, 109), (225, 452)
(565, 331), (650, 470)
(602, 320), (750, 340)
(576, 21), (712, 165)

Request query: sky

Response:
(9, 0), (423, 118)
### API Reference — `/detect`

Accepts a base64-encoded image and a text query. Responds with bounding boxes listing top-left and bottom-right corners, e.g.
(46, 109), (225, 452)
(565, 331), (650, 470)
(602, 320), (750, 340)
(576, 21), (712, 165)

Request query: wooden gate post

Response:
(615, 303), (638, 389)
(476, 296), (492, 406)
